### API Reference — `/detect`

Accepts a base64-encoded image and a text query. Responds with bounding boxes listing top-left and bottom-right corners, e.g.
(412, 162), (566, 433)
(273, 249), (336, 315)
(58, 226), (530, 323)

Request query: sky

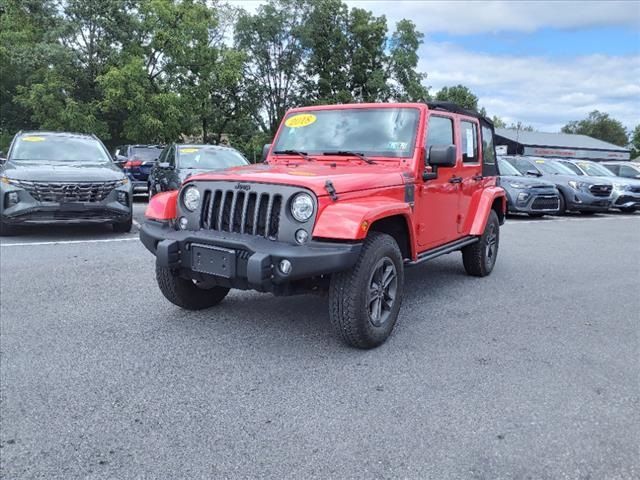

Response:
(229, 0), (640, 132)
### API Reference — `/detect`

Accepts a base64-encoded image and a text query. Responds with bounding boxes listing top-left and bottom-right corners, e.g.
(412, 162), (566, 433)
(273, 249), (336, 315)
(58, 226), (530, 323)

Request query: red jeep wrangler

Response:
(140, 102), (506, 348)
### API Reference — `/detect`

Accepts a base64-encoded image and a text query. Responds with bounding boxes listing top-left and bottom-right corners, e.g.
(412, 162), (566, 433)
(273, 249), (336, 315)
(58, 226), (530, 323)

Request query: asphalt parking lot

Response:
(1, 201), (639, 479)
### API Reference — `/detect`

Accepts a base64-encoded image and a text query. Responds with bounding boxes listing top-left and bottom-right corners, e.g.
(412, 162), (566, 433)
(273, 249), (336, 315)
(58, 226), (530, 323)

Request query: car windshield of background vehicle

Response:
(178, 147), (248, 170)
(11, 135), (111, 163)
(535, 159), (574, 175)
(498, 158), (522, 176)
(576, 161), (615, 177)
(272, 108), (420, 158)
(131, 147), (162, 161)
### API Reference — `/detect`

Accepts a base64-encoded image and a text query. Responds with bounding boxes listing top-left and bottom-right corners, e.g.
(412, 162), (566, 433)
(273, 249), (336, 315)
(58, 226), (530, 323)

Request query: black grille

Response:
(629, 185), (640, 194)
(589, 184), (612, 197)
(201, 188), (283, 239)
(11, 180), (120, 202)
(531, 195), (559, 211)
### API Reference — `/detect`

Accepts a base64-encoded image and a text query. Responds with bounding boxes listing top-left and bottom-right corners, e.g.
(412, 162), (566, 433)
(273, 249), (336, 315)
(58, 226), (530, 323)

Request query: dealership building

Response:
(495, 128), (631, 161)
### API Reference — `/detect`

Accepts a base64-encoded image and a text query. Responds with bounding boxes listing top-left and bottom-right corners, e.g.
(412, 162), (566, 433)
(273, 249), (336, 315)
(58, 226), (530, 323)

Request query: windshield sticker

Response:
(22, 136), (46, 142)
(285, 114), (317, 128)
(465, 129), (474, 157)
(388, 141), (408, 150)
(180, 148), (200, 153)
(535, 160), (545, 163)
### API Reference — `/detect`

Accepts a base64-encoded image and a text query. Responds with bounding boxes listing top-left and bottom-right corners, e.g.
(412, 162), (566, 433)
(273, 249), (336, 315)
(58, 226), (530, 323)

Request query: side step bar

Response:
(405, 236), (478, 267)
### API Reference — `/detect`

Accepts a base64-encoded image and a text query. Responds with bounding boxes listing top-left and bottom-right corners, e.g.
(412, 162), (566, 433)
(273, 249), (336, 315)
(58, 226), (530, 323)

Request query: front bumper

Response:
(140, 220), (362, 291)
(1, 183), (132, 225)
(611, 190), (640, 209)
(506, 188), (559, 214)
(566, 190), (611, 212)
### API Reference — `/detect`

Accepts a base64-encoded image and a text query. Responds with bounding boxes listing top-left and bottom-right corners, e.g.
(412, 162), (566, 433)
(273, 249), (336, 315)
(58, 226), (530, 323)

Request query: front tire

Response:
(329, 232), (404, 349)
(557, 192), (567, 215)
(156, 263), (230, 310)
(462, 210), (500, 277)
(113, 215), (133, 233)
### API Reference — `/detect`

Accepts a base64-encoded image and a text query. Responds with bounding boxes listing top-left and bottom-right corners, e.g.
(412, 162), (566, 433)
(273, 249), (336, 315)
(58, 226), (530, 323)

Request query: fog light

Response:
(178, 217), (188, 230)
(279, 259), (292, 275)
(117, 191), (128, 206)
(6, 191), (19, 207)
(517, 192), (530, 204)
(295, 229), (309, 244)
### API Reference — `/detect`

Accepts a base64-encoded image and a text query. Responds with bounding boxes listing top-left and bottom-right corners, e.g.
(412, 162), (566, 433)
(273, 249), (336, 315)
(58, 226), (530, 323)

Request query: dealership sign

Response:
(523, 146), (630, 161)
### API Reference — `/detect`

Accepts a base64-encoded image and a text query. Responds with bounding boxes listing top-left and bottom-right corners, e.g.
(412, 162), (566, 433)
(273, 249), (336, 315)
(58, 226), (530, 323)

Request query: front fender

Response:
(145, 191), (178, 220)
(469, 187), (506, 236)
(313, 198), (415, 241)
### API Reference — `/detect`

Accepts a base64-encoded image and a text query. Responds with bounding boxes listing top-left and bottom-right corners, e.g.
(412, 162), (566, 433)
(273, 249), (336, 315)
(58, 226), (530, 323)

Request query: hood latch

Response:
(325, 180), (338, 201)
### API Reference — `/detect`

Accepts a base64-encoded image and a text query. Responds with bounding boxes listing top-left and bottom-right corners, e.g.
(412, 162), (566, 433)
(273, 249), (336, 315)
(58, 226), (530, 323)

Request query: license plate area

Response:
(191, 244), (236, 278)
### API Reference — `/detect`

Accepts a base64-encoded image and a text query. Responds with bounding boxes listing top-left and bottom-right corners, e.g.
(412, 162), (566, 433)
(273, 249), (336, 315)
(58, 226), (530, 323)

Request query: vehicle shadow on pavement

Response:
(152, 256), (468, 352)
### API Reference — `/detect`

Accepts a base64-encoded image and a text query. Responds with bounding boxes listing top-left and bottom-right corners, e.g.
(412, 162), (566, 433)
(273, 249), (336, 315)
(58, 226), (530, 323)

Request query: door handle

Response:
(449, 176), (463, 184)
(472, 174), (483, 181)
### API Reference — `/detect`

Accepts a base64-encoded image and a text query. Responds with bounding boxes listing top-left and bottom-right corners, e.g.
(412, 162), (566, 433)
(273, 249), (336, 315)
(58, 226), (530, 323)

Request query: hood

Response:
(537, 173), (611, 186)
(2, 160), (125, 182)
(500, 175), (555, 188)
(184, 162), (407, 196)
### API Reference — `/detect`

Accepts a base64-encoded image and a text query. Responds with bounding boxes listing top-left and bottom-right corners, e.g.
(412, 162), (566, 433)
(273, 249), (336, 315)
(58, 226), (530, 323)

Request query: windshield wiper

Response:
(322, 151), (376, 164)
(273, 149), (313, 162)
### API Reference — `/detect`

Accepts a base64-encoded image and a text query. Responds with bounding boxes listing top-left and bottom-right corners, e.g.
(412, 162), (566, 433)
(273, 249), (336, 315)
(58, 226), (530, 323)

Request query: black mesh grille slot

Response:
(268, 195), (282, 238)
(201, 191), (212, 228)
(220, 191), (233, 231)
(210, 190), (222, 229)
(232, 191), (245, 233)
(243, 192), (257, 234)
(256, 193), (269, 236)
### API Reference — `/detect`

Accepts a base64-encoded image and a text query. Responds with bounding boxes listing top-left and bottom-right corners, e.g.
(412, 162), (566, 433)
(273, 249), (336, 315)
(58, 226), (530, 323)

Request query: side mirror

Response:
(428, 145), (457, 168)
(526, 169), (542, 177)
(261, 143), (271, 163)
(158, 162), (172, 169)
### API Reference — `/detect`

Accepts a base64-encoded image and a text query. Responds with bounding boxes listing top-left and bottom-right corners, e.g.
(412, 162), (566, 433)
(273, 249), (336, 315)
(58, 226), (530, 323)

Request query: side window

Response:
(604, 164), (619, 175)
(460, 121), (478, 163)
(514, 158), (535, 174)
(166, 146), (176, 166)
(481, 125), (495, 165)
(620, 165), (637, 177)
(561, 162), (582, 175)
(425, 115), (454, 161)
(157, 147), (169, 164)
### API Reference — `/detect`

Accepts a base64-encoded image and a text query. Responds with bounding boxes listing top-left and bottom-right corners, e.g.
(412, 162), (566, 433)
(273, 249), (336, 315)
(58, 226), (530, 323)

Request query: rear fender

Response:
(313, 198), (415, 242)
(469, 187), (506, 235)
(145, 191), (178, 220)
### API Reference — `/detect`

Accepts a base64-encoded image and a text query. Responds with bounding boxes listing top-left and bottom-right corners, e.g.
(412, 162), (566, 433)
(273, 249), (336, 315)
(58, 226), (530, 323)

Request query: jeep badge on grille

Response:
(234, 183), (251, 191)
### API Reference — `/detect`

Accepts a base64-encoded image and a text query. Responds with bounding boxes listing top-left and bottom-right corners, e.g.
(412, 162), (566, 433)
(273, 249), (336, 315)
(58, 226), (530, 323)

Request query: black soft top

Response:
(426, 101), (493, 125)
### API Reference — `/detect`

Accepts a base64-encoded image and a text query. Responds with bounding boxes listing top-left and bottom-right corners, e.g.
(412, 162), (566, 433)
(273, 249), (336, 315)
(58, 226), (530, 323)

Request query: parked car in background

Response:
(148, 144), (249, 197)
(601, 161), (640, 180)
(0, 131), (132, 235)
(497, 157), (559, 217)
(555, 159), (640, 213)
(113, 144), (164, 193)
(503, 156), (613, 214)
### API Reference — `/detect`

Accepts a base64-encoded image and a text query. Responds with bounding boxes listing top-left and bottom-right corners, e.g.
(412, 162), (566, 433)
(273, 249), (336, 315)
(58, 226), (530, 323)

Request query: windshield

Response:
(498, 158), (522, 176)
(272, 108), (420, 158)
(574, 161), (615, 177)
(11, 134), (111, 163)
(533, 159), (574, 175)
(178, 146), (248, 170)
(131, 147), (162, 161)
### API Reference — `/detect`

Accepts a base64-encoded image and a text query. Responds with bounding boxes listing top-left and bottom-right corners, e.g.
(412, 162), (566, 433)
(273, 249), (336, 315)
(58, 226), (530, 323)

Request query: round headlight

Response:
(182, 186), (201, 211)
(291, 193), (314, 222)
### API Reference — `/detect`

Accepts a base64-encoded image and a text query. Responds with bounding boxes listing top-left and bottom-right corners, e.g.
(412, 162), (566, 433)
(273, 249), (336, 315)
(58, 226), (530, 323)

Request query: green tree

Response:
(629, 124), (640, 159)
(491, 116), (507, 128)
(434, 84), (479, 110)
(388, 19), (429, 102)
(235, 0), (310, 135)
(561, 110), (628, 147)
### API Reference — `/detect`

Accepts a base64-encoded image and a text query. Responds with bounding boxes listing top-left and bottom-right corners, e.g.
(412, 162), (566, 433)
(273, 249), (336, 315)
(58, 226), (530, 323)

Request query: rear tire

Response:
(329, 232), (404, 349)
(462, 210), (500, 277)
(156, 263), (230, 310)
(113, 215), (132, 233)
